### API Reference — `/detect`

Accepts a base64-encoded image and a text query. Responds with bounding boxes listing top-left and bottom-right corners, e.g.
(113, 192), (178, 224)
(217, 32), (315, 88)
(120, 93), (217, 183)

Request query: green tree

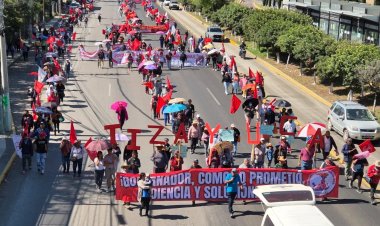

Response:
(210, 3), (252, 35)
(190, 0), (229, 16)
(316, 41), (380, 89)
(254, 19), (293, 61)
(288, 25), (331, 74)
(357, 60), (380, 109)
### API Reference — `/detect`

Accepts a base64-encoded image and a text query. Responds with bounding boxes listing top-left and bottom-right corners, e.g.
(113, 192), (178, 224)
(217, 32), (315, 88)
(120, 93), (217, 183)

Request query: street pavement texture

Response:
(0, 1), (379, 226)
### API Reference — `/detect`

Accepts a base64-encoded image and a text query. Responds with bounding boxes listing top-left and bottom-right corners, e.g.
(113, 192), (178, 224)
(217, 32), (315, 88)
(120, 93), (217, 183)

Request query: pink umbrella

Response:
(111, 101), (128, 110)
(128, 30), (137, 35)
(353, 151), (370, 160)
(297, 122), (326, 137)
(86, 139), (110, 153)
(156, 31), (165, 35)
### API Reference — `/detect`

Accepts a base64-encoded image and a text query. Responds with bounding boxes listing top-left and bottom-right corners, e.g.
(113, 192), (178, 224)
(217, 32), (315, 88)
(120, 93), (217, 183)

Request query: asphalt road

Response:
(0, 1), (379, 226)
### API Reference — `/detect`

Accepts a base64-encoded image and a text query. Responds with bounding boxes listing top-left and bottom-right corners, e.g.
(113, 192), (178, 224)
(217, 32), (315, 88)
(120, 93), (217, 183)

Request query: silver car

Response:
(327, 101), (380, 141)
(205, 25), (224, 42)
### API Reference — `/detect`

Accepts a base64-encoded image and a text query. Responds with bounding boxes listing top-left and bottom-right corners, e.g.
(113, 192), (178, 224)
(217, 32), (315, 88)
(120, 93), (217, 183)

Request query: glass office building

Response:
(282, 0), (380, 45)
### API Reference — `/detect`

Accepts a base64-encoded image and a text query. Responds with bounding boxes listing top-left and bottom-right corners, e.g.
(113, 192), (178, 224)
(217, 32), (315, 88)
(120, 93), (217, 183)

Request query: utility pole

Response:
(0, 0), (12, 132)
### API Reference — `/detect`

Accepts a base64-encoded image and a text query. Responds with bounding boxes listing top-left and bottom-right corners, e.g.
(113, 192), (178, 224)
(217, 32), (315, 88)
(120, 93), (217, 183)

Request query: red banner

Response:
(115, 167), (339, 202)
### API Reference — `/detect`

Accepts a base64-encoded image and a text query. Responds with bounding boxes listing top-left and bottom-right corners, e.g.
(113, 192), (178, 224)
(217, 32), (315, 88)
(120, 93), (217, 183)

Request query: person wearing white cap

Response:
(367, 160), (380, 205)
(230, 124), (240, 156)
(224, 168), (243, 218)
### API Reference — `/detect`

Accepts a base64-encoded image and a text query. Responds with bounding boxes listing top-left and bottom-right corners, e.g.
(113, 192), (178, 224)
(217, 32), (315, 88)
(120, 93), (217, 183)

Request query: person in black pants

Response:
(138, 173), (152, 217)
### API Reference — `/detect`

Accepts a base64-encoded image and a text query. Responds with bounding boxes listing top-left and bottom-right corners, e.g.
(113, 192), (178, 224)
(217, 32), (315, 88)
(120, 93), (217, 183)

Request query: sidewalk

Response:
(0, 17), (62, 185)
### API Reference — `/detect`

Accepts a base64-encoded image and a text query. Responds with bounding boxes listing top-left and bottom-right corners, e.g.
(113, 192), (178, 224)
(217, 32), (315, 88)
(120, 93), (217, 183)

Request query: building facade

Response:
(283, 0), (380, 45)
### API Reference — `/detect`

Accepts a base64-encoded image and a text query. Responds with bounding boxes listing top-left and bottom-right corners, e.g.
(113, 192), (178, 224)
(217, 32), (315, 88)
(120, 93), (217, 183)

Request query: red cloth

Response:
(204, 37), (212, 45)
(34, 80), (44, 94)
(162, 90), (173, 102)
(359, 139), (376, 153)
(36, 95), (41, 107)
(131, 39), (141, 51)
(249, 68), (254, 78)
(230, 94), (241, 114)
(85, 137), (98, 161)
(156, 97), (165, 114)
(166, 76), (173, 90)
(69, 120), (77, 144)
(72, 32), (77, 41)
(53, 59), (62, 72)
(367, 164), (380, 184)
(143, 81), (154, 90)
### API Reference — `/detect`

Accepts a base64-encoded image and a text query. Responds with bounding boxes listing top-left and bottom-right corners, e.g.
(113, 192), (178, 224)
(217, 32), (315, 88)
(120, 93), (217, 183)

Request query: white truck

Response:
(253, 184), (334, 226)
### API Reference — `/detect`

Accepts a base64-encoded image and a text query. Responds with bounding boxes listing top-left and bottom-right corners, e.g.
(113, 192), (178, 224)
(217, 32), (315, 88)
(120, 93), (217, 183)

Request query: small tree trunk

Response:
(373, 93), (377, 112)
(347, 90), (353, 101)
(276, 52), (280, 64)
(329, 83), (334, 94)
(299, 62), (303, 76)
(361, 83), (364, 98)
(312, 71), (317, 85)
(266, 47), (269, 59)
(286, 53), (291, 66)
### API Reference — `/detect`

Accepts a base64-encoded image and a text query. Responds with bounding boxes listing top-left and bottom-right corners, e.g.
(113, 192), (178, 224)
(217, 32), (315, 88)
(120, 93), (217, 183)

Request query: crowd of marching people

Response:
(15, 1), (380, 221)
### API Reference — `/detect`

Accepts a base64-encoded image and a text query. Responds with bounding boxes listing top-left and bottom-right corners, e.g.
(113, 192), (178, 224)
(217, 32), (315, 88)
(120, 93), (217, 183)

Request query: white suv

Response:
(327, 101), (380, 141)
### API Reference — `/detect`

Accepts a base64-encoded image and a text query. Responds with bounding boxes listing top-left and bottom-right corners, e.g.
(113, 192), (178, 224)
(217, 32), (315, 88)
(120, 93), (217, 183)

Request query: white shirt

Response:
(70, 146), (83, 159)
(283, 121), (296, 133)
(94, 157), (105, 170)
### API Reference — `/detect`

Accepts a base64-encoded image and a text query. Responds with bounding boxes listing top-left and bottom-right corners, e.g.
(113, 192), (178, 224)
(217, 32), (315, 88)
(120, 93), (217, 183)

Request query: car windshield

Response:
(210, 28), (222, 32)
(262, 190), (313, 203)
(346, 109), (375, 121)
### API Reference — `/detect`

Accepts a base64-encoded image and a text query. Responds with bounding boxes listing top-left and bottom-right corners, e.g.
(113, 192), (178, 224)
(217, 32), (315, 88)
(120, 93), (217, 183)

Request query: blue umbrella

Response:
(145, 64), (157, 70)
(36, 107), (53, 114)
(163, 104), (187, 114)
(46, 75), (66, 83)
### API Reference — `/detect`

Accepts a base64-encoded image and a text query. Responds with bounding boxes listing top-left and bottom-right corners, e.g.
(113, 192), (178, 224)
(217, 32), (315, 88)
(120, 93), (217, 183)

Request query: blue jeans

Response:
(301, 160), (312, 170)
(62, 155), (70, 172)
(36, 153), (47, 173)
(232, 82), (239, 94)
(223, 82), (230, 95)
(232, 141), (238, 155)
(164, 114), (170, 126)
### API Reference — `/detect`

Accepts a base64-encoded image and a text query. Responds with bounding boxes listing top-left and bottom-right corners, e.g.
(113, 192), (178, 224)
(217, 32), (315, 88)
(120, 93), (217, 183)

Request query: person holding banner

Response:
(137, 173), (152, 217)
(151, 146), (168, 173)
(321, 131), (338, 160)
(224, 168), (243, 218)
(298, 143), (315, 170)
(170, 150), (184, 172)
(342, 138), (357, 181)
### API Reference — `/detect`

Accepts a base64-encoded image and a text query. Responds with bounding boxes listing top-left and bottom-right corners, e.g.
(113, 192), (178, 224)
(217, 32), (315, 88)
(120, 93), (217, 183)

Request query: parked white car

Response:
(327, 101), (380, 141)
(253, 184), (334, 226)
(163, 0), (171, 6)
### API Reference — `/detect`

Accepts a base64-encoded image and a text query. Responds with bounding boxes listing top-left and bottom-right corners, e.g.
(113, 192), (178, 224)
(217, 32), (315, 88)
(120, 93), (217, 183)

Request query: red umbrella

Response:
(86, 139), (110, 153)
(111, 101), (128, 110)
(28, 71), (38, 76)
(297, 122), (326, 137)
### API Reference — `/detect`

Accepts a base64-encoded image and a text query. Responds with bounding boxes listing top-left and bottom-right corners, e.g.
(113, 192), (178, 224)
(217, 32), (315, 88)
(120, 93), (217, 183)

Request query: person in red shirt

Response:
(170, 150), (184, 172)
(367, 160), (380, 205)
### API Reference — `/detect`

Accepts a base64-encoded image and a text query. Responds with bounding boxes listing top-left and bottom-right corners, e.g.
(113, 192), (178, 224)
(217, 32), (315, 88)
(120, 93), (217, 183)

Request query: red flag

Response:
(162, 90), (173, 102)
(53, 59), (62, 71)
(69, 120), (78, 144)
(31, 102), (36, 112)
(166, 76), (173, 90)
(84, 137), (98, 161)
(156, 97), (165, 114)
(255, 71), (263, 86)
(143, 81), (154, 90)
(72, 32), (77, 41)
(229, 56), (236, 70)
(359, 139), (376, 153)
(230, 94), (241, 114)
(249, 68), (254, 78)
(36, 95), (41, 107)
(34, 80), (44, 94)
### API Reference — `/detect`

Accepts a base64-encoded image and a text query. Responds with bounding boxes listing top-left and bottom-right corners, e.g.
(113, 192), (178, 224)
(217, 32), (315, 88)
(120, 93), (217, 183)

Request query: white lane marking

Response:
(206, 88), (221, 106)
(108, 84), (111, 96)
